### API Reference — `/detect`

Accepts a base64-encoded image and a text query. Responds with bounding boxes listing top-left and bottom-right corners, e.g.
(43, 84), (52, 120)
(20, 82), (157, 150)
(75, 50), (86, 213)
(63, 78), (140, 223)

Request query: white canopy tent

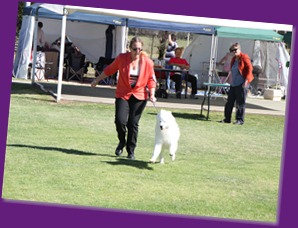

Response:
(14, 4), (215, 81)
(13, 16), (126, 76)
(15, 3), (292, 102)
(13, 4), (127, 89)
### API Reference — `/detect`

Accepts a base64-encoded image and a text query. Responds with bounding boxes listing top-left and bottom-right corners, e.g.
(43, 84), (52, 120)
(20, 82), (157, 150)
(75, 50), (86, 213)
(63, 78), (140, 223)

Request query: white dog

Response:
(150, 109), (180, 164)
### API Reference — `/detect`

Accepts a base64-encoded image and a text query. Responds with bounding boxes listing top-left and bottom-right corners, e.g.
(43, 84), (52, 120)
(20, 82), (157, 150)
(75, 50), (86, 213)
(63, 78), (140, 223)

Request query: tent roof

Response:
(23, 5), (126, 26)
(24, 4), (214, 34)
(23, 3), (293, 31)
(127, 18), (214, 34)
(215, 26), (283, 42)
(283, 31), (292, 47)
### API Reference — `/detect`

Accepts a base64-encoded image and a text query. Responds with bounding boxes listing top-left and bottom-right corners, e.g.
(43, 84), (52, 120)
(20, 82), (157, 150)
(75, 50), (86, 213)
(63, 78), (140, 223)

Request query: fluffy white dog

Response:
(150, 109), (180, 164)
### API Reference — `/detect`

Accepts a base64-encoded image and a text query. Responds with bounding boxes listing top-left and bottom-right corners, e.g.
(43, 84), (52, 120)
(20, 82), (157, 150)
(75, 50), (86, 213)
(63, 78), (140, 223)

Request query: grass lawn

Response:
(2, 82), (284, 223)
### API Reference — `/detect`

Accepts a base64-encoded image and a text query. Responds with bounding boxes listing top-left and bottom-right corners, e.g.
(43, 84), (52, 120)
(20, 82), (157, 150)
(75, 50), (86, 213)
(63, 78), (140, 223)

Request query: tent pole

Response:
(125, 21), (129, 51)
(214, 36), (219, 79)
(266, 42), (269, 89)
(208, 34), (216, 84)
(205, 33), (216, 95)
(187, 32), (190, 46)
(31, 14), (39, 84)
(56, 8), (68, 102)
(122, 26), (127, 53)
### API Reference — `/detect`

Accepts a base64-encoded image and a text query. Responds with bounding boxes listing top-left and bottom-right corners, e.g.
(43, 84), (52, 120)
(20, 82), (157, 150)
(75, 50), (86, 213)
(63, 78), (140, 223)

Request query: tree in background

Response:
(157, 31), (168, 60)
(17, 2), (26, 36)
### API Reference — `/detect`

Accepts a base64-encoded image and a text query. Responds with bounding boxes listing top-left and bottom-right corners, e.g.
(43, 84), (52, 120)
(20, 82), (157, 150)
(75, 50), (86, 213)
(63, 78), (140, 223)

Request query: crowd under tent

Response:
(13, 4), (127, 80)
(13, 3), (292, 101)
(183, 26), (290, 95)
(14, 4), (215, 80)
(13, 3), (216, 101)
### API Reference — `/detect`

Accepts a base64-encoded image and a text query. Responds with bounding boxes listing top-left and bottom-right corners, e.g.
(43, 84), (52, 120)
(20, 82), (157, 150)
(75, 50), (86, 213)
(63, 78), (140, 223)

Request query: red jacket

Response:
(230, 52), (254, 83)
(104, 52), (156, 100)
(168, 57), (189, 77)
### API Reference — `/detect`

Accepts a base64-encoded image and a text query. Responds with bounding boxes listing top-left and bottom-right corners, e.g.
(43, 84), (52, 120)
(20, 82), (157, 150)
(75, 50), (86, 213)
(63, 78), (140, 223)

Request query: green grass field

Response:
(2, 82), (284, 223)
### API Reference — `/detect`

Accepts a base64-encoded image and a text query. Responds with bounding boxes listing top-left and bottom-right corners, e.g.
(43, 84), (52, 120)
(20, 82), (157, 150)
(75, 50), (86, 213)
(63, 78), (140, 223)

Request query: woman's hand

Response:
(243, 80), (249, 88)
(91, 72), (108, 88)
(150, 94), (157, 103)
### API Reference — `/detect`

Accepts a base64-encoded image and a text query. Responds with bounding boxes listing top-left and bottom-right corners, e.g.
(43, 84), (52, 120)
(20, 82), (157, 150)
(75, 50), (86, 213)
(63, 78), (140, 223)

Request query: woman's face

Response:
(231, 47), (240, 56)
(130, 41), (143, 59)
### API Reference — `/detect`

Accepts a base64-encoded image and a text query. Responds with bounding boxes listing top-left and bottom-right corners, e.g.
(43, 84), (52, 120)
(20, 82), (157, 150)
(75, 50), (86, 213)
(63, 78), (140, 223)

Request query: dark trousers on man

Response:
(224, 85), (247, 123)
(115, 95), (147, 155)
(172, 73), (198, 95)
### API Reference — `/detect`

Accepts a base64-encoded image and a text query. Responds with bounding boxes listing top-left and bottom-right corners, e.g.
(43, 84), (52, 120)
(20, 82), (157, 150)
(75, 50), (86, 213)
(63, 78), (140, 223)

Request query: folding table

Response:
(199, 82), (230, 120)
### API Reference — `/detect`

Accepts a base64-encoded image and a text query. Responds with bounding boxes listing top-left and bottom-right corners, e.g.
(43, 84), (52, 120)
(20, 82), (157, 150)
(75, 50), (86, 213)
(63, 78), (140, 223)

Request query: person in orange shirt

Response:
(91, 37), (157, 160)
(219, 43), (254, 125)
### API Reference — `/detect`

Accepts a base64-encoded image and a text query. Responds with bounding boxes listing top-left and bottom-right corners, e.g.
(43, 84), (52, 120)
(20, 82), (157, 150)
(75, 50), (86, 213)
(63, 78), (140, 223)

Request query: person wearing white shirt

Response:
(37, 22), (45, 51)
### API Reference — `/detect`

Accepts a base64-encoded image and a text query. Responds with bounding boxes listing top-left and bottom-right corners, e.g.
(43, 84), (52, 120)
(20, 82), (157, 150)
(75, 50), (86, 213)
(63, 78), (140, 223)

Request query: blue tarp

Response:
(23, 6), (126, 26)
(127, 18), (214, 34)
(23, 5), (214, 34)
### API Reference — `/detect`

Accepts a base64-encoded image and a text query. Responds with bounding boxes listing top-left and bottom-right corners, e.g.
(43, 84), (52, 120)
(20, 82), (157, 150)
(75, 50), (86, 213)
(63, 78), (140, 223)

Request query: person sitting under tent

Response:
(168, 47), (198, 99)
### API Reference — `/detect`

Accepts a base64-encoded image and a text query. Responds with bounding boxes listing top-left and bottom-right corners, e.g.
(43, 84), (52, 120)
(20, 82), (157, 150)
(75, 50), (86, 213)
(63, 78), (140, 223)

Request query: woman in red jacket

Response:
(91, 37), (157, 159)
(219, 43), (254, 125)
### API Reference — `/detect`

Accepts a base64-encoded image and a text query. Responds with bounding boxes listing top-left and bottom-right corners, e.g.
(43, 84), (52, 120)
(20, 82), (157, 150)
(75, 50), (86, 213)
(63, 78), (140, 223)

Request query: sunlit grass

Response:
(3, 82), (284, 223)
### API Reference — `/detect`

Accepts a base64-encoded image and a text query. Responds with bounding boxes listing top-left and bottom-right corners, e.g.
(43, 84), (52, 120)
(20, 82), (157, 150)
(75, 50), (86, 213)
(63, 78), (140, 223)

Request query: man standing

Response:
(37, 22), (45, 51)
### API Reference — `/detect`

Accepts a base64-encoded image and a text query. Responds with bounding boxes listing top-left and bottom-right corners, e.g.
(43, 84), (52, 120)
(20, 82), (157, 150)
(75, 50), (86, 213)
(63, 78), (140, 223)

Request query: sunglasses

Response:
(231, 49), (238, 52)
(131, 47), (143, 52)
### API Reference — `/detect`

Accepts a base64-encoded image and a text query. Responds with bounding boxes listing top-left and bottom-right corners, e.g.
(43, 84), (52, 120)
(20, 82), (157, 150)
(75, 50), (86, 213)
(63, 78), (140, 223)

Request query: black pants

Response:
(115, 95), (147, 155)
(172, 73), (198, 95)
(224, 85), (247, 123)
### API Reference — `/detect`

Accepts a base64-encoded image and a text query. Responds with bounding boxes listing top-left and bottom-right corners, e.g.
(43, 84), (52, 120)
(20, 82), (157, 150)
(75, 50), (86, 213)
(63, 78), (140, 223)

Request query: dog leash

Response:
(152, 101), (159, 113)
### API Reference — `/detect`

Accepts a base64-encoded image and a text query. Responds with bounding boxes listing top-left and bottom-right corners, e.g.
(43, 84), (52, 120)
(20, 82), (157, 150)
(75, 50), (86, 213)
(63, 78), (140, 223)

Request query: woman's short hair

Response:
(230, 42), (241, 51)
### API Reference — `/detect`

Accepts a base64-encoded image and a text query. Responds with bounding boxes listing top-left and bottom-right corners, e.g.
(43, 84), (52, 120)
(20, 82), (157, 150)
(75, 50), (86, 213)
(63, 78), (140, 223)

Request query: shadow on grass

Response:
(11, 82), (45, 95)
(104, 158), (153, 170)
(10, 82), (56, 102)
(7, 144), (114, 157)
(147, 111), (203, 121)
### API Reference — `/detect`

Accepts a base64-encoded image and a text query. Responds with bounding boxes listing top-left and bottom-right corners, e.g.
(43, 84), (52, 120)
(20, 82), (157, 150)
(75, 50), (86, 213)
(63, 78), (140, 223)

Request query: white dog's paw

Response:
(160, 158), (165, 164)
(149, 158), (156, 163)
(171, 154), (176, 161)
